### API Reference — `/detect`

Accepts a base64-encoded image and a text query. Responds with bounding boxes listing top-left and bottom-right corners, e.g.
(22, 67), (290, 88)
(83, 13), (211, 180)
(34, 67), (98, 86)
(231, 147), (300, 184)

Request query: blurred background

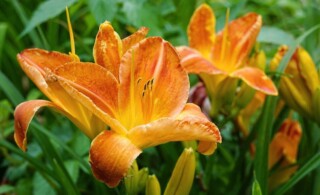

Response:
(0, 0), (319, 194)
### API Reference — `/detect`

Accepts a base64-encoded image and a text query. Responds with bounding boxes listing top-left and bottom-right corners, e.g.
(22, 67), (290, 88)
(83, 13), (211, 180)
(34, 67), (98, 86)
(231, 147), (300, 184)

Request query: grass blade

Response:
(31, 122), (91, 173)
(0, 139), (55, 179)
(32, 128), (79, 195)
(258, 26), (295, 45)
(20, 0), (77, 37)
(0, 23), (7, 60)
(0, 71), (24, 106)
(274, 152), (320, 195)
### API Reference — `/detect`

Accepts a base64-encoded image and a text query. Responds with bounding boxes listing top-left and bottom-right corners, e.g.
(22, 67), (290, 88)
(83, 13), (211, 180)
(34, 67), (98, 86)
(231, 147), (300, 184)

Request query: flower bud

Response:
(164, 148), (196, 195)
(124, 161), (149, 195)
(146, 175), (161, 195)
(272, 46), (320, 123)
(248, 50), (266, 70)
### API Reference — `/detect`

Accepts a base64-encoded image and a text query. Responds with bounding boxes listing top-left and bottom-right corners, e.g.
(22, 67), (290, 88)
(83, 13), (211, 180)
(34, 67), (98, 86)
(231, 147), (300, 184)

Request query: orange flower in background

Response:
(14, 20), (221, 187)
(268, 119), (302, 190)
(177, 4), (277, 116)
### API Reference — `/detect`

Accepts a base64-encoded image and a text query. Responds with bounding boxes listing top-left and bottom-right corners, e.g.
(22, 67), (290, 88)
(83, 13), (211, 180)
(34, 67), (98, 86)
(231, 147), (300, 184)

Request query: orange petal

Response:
(93, 21), (121, 79)
(268, 119), (302, 169)
(122, 27), (149, 54)
(212, 13), (261, 70)
(118, 37), (189, 128)
(17, 48), (75, 75)
(176, 46), (221, 74)
(17, 53), (107, 138)
(188, 4), (215, 59)
(14, 100), (62, 151)
(128, 103), (221, 155)
(89, 131), (142, 187)
(231, 67), (278, 95)
(54, 62), (119, 118)
(53, 62), (127, 135)
(17, 49), (75, 97)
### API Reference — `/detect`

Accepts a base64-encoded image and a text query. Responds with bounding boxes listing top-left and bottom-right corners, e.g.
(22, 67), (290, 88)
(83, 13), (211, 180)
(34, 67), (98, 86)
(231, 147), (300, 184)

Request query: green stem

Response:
(254, 96), (277, 195)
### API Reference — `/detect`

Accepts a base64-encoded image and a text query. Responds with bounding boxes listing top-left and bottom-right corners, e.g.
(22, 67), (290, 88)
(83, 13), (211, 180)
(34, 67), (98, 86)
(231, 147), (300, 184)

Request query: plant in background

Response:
(14, 15), (221, 188)
(177, 4), (278, 117)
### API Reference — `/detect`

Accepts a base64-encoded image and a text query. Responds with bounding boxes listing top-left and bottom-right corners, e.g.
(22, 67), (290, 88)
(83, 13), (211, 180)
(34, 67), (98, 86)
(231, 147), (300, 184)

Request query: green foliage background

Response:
(0, 0), (320, 194)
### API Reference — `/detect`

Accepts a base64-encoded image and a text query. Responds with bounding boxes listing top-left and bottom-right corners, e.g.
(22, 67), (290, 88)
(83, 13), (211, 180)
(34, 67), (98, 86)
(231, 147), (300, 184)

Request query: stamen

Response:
(66, 7), (80, 61)
(150, 78), (154, 86)
(66, 7), (75, 55)
(137, 77), (142, 85)
(140, 78), (155, 122)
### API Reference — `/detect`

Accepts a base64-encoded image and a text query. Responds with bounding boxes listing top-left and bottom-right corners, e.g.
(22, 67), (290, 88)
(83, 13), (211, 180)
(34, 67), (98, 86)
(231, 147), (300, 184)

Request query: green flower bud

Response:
(164, 148), (196, 195)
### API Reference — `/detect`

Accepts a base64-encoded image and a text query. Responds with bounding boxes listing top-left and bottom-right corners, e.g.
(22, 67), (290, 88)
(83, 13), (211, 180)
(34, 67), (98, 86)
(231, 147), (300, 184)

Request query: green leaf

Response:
(31, 123), (90, 173)
(32, 128), (79, 195)
(0, 99), (12, 122)
(15, 179), (33, 195)
(175, 0), (196, 30)
(274, 153), (320, 195)
(33, 172), (56, 195)
(20, 0), (77, 37)
(0, 185), (14, 194)
(87, 0), (117, 24)
(254, 95), (277, 195)
(71, 130), (90, 157)
(26, 88), (43, 100)
(121, 0), (162, 36)
(258, 26), (295, 45)
(65, 160), (80, 183)
(252, 173), (262, 195)
(0, 71), (24, 106)
(0, 23), (7, 60)
(0, 139), (55, 179)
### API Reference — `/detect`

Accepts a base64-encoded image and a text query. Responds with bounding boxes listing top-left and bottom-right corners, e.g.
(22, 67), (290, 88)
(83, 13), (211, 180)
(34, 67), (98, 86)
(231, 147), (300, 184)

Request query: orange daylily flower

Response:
(177, 4), (277, 115)
(14, 21), (221, 187)
(268, 119), (302, 190)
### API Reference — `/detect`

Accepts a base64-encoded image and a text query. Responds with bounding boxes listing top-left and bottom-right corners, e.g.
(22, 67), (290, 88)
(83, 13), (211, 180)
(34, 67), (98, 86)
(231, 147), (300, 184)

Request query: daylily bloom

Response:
(14, 20), (221, 187)
(268, 119), (302, 190)
(271, 46), (320, 124)
(177, 4), (277, 116)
